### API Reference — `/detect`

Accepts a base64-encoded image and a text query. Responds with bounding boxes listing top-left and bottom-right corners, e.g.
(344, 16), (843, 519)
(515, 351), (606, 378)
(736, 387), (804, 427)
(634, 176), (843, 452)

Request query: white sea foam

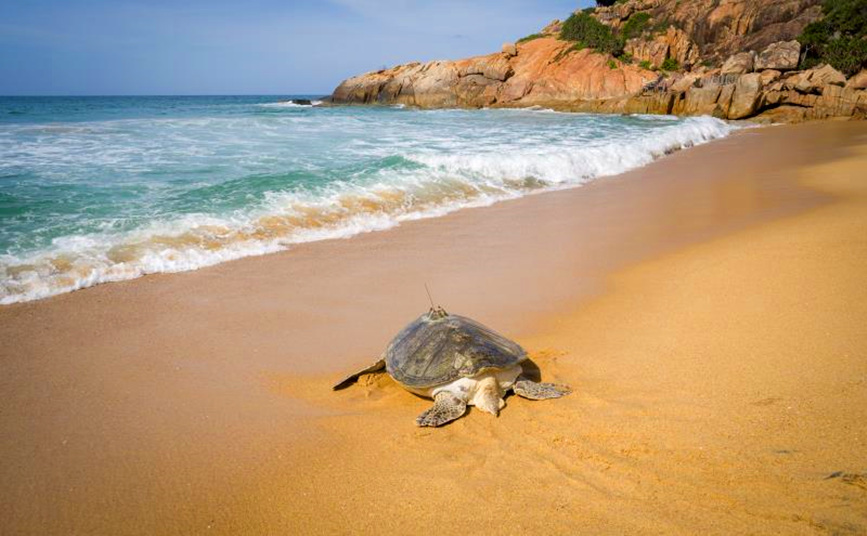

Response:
(0, 111), (738, 305)
(629, 113), (682, 121)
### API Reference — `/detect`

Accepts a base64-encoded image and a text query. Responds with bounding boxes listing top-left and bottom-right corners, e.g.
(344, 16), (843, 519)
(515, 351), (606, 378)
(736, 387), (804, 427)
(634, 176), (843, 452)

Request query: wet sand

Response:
(1, 120), (866, 534)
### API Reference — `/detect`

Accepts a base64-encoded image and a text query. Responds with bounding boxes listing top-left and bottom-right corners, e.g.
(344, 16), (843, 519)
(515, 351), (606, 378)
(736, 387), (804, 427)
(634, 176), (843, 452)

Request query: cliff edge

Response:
(331, 0), (867, 122)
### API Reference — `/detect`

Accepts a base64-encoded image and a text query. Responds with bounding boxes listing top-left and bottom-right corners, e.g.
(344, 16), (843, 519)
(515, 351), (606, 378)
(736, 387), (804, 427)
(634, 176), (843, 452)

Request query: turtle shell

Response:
(385, 309), (527, 389)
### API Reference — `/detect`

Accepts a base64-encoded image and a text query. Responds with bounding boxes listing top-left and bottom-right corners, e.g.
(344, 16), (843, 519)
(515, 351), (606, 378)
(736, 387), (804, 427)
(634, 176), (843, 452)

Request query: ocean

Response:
(0, 95), (738, 304)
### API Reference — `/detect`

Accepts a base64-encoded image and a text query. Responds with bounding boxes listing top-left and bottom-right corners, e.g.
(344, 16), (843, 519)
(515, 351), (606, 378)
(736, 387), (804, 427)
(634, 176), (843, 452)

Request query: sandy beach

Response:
(1, 120), (866, 534)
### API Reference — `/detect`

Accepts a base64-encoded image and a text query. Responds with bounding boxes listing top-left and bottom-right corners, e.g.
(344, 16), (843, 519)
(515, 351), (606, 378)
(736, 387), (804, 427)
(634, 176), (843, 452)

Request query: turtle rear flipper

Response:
(332, 358), (386, 390)
(513, 379), (571, 400)
(416, 392), (467, 427)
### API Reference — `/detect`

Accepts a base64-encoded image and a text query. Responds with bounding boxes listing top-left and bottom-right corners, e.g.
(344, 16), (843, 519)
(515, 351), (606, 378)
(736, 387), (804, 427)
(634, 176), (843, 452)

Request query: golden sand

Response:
(1, 121), (865, 534)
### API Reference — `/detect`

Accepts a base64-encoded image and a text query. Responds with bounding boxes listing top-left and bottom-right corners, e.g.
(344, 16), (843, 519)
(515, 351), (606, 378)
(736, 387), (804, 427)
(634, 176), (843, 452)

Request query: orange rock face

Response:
(330, 0), (866, 122)
(624, 27), (700, 69)
(501, 40), (656, 104)
(596, 0), (822, 62)
(332, 38), (657, 109)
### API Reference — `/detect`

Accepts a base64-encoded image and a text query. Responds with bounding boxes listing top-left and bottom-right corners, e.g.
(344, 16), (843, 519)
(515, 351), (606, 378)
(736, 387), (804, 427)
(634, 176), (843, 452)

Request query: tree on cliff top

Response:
(799, 0), (867, 75)
(560, 11), (625, 55)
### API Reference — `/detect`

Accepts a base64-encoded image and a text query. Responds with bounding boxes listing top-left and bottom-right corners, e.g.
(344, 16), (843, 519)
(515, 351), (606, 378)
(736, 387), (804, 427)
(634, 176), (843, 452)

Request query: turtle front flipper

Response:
(332, 358), (386, 390)
(416, 392), (467, 427)
(513, 378), (571, 400)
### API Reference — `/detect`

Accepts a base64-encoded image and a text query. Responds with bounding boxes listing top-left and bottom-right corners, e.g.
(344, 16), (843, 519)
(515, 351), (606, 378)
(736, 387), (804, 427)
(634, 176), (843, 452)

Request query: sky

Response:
(0, 0), (590, 96)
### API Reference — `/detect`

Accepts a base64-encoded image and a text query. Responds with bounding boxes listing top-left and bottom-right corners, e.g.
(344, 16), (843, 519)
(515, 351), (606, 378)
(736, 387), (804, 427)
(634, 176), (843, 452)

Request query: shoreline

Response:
(0, 123), (827, 336)
(1, 120), (865, 533)
(0, 110), (735, 307)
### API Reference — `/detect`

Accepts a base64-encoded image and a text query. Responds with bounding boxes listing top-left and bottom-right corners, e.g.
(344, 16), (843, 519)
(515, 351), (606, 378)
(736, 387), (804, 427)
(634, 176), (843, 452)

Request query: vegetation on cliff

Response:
(517, 33), (544, 44)
(799, 0), (867, 75)
(560, 11), (624, 55)
(660, 57), (680, 71)
(621, 13), (651, 41)
(559, 8), (672, 65)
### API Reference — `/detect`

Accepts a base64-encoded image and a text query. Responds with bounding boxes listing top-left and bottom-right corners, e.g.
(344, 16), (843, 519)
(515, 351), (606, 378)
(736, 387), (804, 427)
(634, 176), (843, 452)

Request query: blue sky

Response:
(0, 0), (589, 95)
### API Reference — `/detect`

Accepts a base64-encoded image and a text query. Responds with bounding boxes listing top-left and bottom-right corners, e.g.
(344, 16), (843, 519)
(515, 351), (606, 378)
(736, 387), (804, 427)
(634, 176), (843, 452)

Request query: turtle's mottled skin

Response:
(334, 308), (571, 427)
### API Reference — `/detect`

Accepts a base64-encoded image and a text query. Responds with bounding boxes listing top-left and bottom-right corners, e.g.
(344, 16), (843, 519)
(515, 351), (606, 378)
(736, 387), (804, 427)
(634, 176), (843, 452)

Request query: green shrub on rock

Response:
(517, 33), (544, 44)
(822, 37), (867, 75)
(560, 12), (625, 55)
(799, 0), (867, 75)
(622, 12), (651, 40)
(661, 57), (680, 71)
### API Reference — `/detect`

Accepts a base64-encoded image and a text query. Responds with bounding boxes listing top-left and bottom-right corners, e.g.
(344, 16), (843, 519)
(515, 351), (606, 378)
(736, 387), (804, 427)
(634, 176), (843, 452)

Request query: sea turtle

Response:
(333, 307), (571, 427)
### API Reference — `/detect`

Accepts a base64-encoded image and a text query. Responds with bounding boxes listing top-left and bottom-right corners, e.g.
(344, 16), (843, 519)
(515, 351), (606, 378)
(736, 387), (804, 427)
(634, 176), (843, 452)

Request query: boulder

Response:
(759, 69), (782, 85)
(753, 105), (810, 123)
(670, 73), (700, 92)
(811, 64), (847, 87)
(721, 52), (755, 75)
(622, 93), (677, 115)
(728, 72), (763, 119)
(675, 85), (722, 115)
(847, 69), (867, 90)
(458, 55), (513, 82)
(792, 64), (847, 94)
(759, 84), (867, 120)
(792, 73), (816, 94)
(502, 42), (518, 58)
(716, 84), (736, 117)
(755, 40), (801, 71)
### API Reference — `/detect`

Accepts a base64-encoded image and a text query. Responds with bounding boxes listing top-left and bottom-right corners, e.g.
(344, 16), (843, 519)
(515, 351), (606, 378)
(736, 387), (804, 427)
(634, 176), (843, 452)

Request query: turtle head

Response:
(423, 284), (448, 320)
(426, 306), (449, 320)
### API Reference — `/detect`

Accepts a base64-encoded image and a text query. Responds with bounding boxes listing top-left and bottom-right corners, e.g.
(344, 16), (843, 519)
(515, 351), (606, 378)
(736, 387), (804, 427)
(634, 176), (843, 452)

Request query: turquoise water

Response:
(0, 96), (737, 304)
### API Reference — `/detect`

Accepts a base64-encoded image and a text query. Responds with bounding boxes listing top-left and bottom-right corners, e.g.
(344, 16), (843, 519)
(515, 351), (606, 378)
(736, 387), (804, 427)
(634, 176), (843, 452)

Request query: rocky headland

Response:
(330, 0), (867, 122)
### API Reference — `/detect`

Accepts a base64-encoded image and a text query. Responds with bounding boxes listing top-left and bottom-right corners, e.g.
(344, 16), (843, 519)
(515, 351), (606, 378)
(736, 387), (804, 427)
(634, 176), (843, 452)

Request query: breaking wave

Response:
(0, 101), (737, 304)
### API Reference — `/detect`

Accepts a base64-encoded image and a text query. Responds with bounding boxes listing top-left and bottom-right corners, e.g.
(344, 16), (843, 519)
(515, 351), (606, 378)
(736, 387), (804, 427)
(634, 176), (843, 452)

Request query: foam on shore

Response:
(0, 110), (737, 304)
